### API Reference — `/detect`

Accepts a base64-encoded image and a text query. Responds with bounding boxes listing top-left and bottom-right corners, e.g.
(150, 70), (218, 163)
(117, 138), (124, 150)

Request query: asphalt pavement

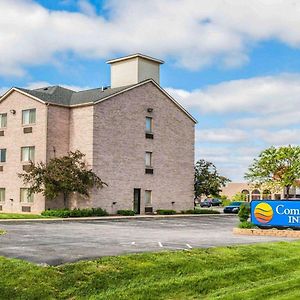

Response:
(0, 215), (294, 265)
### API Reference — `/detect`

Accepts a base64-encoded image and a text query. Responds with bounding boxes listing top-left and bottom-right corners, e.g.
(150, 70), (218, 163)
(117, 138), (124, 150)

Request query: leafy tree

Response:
(194, 159), (231, 199)
(245, 145), (300, 199)
(232, 192), (248, 202)
(19, 150), (107, 207)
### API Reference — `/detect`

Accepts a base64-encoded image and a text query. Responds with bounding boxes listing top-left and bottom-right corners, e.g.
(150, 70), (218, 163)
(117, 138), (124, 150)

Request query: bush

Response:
(41, 207), (108, 218)
(184, 209), (220, 215)
(238, 221), (255, 229)
(156, 209), (177, 215)
(117, 210), (135, 216)
(238, 203), (250, 222)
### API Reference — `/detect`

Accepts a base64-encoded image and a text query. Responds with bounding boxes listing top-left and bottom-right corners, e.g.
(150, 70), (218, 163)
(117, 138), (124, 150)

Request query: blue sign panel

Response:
(251, 200), (300, 227)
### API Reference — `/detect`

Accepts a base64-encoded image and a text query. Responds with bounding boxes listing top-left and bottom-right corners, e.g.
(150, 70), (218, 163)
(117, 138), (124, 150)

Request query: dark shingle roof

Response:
(16, 85), (133, 106)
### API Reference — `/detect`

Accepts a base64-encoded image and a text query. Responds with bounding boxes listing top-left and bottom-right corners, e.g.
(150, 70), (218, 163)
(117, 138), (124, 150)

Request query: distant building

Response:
(0, 53), (196, 214)
(220, 182), (300, 201)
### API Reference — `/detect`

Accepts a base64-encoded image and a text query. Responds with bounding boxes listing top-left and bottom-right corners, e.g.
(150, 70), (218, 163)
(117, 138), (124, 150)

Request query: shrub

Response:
(117, 210), (135, 216)
(156, 209), (177, 215)
(184, 209), (220, 215)
(41, 207), (108, 218)
(238, 203), (250, 222)
(238, 221), (255, 229)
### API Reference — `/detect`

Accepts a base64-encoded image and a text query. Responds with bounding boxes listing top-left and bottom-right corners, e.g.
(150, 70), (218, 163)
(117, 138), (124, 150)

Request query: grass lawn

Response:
(0, 213), (50, 219)
(0, 229), (5, 235)
(1, 241), (300, 299)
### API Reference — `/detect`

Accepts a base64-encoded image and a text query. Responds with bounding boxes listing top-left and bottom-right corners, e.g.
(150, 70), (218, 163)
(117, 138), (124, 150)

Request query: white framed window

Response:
(0, 149), (6, 162)
(146, 117), (152, 133)
(0, 113), (7, 128)
(22, 109), (36, 125)
(21, 146), (35, 162)
(145, 190), (152, 207)
(0, 188), (5, 203)
(20, 188), (34, 203)
(145, 152), (152, 167)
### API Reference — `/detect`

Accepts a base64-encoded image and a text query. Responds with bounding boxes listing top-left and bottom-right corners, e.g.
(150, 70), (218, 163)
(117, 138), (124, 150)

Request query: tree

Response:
(245, 145), (300, 199)
(19, 150), (107, 207)
(194, 159), (231, 199)
(232, 192), (247, 202)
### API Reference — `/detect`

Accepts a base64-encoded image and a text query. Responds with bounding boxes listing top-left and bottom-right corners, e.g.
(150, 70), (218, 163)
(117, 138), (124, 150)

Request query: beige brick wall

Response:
(91, 82), (195, 214)
(0, 91), (47, 213)
(46, 105), (70, 160)
(0, 83), (195, 214)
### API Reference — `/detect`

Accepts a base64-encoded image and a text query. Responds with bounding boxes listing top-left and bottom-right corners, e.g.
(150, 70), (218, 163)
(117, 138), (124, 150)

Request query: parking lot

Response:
(0, 215), (294, 265)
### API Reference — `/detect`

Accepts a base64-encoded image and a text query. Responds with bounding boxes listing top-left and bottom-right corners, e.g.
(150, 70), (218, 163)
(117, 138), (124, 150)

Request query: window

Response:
(22, 109), (36, 125)
(0, 113), (7, 128)
(145, 190), (152, 207)
(145, 152), (152, 167)
(21, 146), (35, 162)
(0, 188), (5, 202)
(146, 117), (152, 133)
(20, 188), (34, 203)
(0, 149), (6, 162)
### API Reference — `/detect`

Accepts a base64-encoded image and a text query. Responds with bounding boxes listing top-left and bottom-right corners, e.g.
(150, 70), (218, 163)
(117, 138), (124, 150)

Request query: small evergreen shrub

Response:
(41, 207), (108, 218)
(117, 210), (135, 216)
(184, 209), (220, 215)
(156, 209), (176, 215)
(238, 221), (255, 229)
(238, 203), (250, 222)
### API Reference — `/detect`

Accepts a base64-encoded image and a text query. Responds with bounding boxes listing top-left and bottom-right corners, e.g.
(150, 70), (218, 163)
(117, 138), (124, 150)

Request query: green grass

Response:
(0, 213), (50, 219)
(0, 229), (5, 235)
(1, 241), (300, 299)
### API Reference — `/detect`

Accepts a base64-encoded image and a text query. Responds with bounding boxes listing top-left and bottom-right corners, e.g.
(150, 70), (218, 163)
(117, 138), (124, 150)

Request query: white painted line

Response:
(158, 242), (163, 247)
(131, 242), (136, 245)
(186, 244), (192, 249)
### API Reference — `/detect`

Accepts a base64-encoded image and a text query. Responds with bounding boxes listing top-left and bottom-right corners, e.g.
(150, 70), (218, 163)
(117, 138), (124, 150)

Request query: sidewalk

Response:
(0, 212), (232, 223)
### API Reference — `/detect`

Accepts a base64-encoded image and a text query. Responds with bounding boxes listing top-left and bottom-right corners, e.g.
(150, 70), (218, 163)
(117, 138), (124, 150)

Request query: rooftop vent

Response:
(107, 53), (164, 88)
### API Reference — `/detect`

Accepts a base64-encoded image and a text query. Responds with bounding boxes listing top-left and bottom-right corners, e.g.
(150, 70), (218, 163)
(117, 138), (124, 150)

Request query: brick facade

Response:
(0, 82), (195, 214)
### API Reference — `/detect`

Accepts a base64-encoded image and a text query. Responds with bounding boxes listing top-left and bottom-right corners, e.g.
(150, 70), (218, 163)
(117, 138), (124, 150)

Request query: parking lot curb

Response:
(0, 213), (234, 223)
(233, 227), (300, 238)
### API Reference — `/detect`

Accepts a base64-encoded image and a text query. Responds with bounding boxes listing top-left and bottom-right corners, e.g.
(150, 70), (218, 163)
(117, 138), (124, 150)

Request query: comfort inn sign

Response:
(251, 200), (300, 227)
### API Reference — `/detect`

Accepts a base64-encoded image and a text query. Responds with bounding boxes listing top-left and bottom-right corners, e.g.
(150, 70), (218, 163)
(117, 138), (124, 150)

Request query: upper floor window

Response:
(146, 117), (152, 133)
(21, 146), (35, 162)
(145, 152), (152, 167)
(0, 188), (5, 202)
(20, 188), (34, 203)
(0, 149), (6, 163)
(0, 113), (7, 128)
(22, 109), (36, 125)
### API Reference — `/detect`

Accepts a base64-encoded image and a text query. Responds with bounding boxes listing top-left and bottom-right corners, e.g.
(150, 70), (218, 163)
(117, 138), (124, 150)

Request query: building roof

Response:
(16, 85), (133, 106)
(106, 53), (164, 65)
(0, 79), (197, 123)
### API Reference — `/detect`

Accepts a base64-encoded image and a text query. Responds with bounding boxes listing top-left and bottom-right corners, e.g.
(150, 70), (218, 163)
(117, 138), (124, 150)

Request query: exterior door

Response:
(133, 188), (141, 214)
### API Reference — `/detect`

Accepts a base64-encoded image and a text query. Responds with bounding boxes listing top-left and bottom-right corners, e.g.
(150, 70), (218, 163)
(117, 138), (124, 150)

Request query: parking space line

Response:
(158, 242), (163, 247)
(186, 244), (192, 249)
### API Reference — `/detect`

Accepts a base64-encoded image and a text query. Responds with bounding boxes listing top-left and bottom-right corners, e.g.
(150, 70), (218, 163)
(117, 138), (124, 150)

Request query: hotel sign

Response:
(251, 200), (300, 227)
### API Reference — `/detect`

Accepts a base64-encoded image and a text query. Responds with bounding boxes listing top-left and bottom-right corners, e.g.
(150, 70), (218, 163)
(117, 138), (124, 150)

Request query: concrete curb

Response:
(0, 213), (233, 223)
(233, 227), (300, 238)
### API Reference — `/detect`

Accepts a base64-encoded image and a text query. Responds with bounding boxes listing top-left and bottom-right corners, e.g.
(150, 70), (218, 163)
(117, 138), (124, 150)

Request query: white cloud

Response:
(1, 0), (300, 76)
(167, 74), (300, 115)
(197, 128), (248, 143)
(77, 0), (96, 16)
(255, 129), (300, 145)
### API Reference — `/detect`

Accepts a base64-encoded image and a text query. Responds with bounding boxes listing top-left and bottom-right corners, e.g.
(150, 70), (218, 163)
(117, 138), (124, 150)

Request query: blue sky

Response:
(1, 0), (300, 181)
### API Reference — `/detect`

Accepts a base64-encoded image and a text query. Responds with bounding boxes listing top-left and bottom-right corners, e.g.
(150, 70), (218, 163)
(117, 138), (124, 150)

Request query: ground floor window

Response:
(20, 188), (34, 203)
(0, 188), (5, 202)
(145, 190), (152, 207)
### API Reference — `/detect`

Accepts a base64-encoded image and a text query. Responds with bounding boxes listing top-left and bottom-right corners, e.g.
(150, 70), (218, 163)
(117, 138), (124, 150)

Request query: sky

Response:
(1, 0), (300, 181)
